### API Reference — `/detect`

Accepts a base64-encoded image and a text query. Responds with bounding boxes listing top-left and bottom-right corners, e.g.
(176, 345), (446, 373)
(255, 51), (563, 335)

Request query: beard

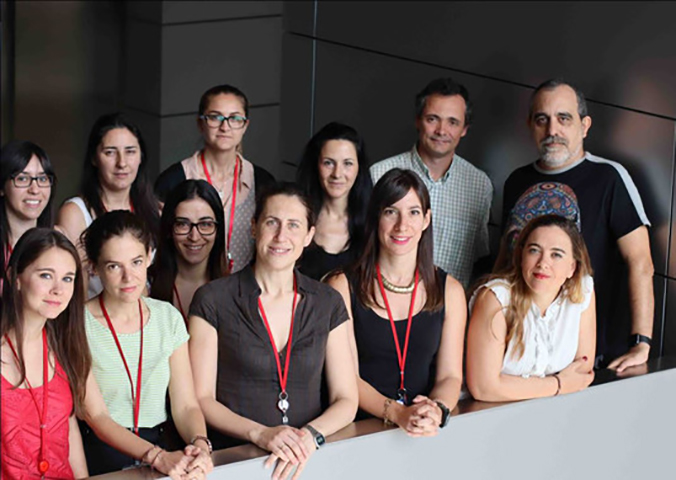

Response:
(538, 136), (580, 168)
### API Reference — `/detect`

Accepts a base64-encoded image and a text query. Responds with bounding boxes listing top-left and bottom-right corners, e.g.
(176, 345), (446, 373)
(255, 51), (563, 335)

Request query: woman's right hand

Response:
(557, 357), (594, 395)
(252, 425), (310, 466)
(391, 401), (438, 437)
(153, 450), (192, 480)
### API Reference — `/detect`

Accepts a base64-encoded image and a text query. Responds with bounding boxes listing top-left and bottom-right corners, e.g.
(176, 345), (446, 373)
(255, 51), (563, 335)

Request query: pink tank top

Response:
(1, 359), (75, 479)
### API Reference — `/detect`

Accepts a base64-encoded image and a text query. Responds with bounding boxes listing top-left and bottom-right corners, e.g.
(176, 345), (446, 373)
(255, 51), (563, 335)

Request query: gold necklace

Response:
(376, 271), (416, 294)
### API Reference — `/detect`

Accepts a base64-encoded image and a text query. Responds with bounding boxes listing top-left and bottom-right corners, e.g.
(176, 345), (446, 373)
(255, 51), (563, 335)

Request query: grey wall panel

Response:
(308, 1), (676, 119)
(663, 278), (676, 357)
(162, 1), (282, 24)
(279, 34), (315, 166)
(125, 1), (162, 23)
(282, 1), (315, 37)
(241, 105), (282, 179)
(14, 1), (123, 204)
(158, 105), (281, 178)
(124, 19), (161, 114)
(159, 115), (203, 171)
(160, 17), (282, 116)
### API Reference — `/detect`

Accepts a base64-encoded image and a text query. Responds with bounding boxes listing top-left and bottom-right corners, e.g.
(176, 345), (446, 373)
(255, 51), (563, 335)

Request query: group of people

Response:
(0, 76), (654, 479)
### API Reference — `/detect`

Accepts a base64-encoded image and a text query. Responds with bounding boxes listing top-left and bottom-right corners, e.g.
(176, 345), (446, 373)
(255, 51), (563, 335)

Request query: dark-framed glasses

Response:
(173, 218), (218, 236)
(199, 113), (248, 130)
(11, 173), (54, 188)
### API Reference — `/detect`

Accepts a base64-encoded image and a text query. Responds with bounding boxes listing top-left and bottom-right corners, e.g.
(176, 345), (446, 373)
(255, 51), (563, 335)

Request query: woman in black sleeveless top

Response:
(328, 168), (466, 437)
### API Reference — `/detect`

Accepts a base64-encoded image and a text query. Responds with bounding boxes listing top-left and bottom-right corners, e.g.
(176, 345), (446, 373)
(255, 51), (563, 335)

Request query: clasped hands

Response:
(253, 425), (317, 480)
(390, 395), (442, 437)
(152, 445), (213, 480)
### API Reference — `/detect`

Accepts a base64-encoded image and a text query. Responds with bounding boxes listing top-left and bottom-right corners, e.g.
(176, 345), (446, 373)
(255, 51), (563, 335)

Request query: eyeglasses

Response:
(173, 219), (218, 236)
(199, 113), (248, 130)
(11, 173), (54, 188)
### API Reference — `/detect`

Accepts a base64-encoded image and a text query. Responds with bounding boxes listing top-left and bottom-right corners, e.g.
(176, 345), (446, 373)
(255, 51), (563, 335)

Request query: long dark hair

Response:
(80, 113), (159, 244)
(1, 140), (56, 252)
(348, 168), (442, 311)
(296, 122), (372, 254)
(150, 180), (226, 303)
(1, 228), (91, 415)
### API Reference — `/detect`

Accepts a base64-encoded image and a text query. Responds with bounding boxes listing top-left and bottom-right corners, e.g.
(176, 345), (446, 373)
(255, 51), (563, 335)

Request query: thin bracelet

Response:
(553, 374), (562, 396)
(150, 448), (165, 470)
(382, 398), (394, 426)
(141, 444), (160, 465)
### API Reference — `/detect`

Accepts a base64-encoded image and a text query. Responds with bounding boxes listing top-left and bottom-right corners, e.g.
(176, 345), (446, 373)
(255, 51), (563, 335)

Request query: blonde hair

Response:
(474, 215), (592, 360)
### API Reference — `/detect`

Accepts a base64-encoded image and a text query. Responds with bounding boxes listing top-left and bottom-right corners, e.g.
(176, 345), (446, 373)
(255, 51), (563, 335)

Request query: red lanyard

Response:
(99, 296), (144, 435)
(200, 151), (239, 272)
(172, 283), (187, 322)
(5, 329), (51, 476)
(375, 265), (419, 405)
(257, 274), (298, 424)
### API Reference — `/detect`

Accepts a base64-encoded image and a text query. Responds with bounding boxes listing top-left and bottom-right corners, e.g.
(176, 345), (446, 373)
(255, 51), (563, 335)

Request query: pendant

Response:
(278, 391), (289, 424)
(396, 388), (408, 405)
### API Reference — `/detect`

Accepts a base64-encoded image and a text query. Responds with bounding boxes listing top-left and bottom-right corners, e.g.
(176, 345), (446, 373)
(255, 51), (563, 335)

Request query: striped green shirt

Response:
(85, 297), (189, 428)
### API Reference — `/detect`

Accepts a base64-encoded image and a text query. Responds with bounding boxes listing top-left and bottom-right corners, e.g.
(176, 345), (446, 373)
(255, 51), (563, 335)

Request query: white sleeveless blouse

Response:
(470, 275), (594, 377)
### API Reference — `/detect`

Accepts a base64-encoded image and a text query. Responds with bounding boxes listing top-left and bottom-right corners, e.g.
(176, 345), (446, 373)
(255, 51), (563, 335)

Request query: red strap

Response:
(99, 296), (144, 435)
(172, 283), (187, 322)
(5, 329), (50, 475)
(375, 266), (419, 394)
(258, 274), (298, 395)
(201, 151), (239, 272)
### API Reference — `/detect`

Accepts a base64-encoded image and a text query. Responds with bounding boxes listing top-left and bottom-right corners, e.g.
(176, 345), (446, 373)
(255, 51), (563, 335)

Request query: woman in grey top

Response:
(189, 182), (358, 480)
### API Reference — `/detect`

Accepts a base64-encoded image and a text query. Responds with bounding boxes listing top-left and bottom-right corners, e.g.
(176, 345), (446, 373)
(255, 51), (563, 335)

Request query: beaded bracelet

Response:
(382, 398), (394, 426)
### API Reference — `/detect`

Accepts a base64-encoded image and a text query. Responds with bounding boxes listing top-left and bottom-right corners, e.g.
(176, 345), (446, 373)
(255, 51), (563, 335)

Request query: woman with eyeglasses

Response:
(150, 180), (226, 321)
(295, 122), (372, 281)
(155, 84), (275, 274)
(1, 141), (57, 290)
(57, 113), (160, 299)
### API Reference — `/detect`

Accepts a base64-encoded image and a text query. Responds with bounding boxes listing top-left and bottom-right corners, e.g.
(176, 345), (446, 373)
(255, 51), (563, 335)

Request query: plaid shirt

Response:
(370, 146), (493, 288)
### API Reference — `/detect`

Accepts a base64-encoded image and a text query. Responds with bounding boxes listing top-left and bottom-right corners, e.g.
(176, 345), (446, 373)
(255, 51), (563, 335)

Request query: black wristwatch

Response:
(303, 424), (325, 449)
(435, 401), (451, 428)
(628, 334), (652, 348)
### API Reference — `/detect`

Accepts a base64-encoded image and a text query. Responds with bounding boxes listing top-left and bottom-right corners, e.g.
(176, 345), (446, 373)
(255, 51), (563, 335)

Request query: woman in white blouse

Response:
(467, 214), (596, 402)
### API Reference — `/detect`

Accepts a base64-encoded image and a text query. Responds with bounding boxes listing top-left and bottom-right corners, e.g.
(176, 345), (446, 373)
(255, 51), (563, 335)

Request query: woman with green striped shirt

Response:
(79, 210), (213, 478)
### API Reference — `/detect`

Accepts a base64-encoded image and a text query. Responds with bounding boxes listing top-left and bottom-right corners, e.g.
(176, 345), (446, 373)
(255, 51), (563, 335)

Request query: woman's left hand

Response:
(265, 428), (316, 480)
(183, 444), (214, 479)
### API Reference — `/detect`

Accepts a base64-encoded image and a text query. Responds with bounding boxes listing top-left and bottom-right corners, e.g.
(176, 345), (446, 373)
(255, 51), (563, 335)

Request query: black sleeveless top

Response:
(348, 270), (446, 412)
(297, 242), (354, 281)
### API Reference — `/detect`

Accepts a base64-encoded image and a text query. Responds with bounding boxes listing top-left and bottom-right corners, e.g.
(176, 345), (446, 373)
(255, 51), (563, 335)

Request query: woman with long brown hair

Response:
(467, 214), (596, 401)
(328, 168), (466, 436)
(1, 228), (91, 478)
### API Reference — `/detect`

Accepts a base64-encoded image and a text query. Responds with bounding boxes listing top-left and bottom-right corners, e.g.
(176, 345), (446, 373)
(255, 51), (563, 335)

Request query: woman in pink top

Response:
(1, 228), (91, 479)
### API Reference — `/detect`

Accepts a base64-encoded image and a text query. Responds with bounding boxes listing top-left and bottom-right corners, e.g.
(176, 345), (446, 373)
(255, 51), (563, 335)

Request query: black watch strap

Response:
(435, 400), (451, 428)
(629, 334), (652, 348)
(304, 424), (325, 449)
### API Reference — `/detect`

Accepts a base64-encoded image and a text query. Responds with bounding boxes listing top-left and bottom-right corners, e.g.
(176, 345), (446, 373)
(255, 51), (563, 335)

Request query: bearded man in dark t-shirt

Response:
(502, 79), (654, 371)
